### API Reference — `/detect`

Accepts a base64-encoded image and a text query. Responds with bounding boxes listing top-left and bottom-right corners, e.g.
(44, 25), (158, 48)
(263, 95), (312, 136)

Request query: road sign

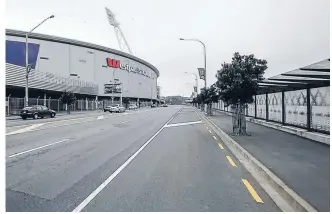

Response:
(197, 68), (205, 80)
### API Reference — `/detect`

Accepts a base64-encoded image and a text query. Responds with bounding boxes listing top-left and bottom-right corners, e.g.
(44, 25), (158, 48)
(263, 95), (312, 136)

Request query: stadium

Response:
(5, 29), (160, 112)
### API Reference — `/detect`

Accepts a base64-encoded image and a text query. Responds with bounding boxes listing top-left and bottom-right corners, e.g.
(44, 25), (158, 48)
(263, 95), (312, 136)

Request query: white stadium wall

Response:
(6, 30), (159, 100)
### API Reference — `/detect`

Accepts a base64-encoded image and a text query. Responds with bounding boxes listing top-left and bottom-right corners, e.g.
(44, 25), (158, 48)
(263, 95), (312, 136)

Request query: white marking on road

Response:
(7, 139), (69, 158)
(6, 123), (45, 136)
(72, 108), (182, 212)
(97, 115), (104, 120)
(114, 120), (131, 125)
(164, 121), (202, 128)
(208, 129), (212, 134)
(213, 136), (217, 140)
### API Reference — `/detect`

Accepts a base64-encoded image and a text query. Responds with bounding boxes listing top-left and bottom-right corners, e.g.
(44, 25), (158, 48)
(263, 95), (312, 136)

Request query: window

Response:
(36, 106), (42, 110)
(41, 106), (48, 110)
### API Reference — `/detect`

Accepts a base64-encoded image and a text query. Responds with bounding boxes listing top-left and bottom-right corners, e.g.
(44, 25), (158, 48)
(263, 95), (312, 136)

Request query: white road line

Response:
(114, 120), (131, 125)
(213, 136), (217, 140)
(208, 130), (212, 134)
(6, 123), (45, 136)
(72, 108), (182, 212)
(7, 139), (69, 158)
(97, 115), (104, 120)
(164, 121), (202, 128)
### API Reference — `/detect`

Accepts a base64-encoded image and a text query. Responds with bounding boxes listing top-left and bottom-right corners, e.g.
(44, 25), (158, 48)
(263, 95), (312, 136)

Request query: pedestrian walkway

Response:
(208, 111), (330, 212)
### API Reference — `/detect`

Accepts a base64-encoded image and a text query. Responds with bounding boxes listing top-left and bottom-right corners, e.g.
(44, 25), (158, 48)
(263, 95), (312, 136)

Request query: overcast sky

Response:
(6, 0), (330, 97)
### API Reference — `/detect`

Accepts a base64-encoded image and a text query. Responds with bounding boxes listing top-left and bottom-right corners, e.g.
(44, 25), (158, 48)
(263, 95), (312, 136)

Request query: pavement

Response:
(6, 106), (280, 212)
(208, 110), (330, 212)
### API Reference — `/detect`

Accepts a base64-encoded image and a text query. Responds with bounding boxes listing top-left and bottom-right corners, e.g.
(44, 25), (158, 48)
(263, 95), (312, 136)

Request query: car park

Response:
(20, 105), (56, 120)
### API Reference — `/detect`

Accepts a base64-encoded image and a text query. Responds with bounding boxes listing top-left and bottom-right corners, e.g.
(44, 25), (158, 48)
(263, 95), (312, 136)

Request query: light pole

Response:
(179, 38), (207, 89)
(138, 82), (142, 108)
(185, 72), (198, 97)
(25, 15), (54, 107)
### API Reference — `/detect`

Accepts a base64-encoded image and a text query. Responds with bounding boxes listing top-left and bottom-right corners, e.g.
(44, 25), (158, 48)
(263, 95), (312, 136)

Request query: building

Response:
(5, 29), (160, 103)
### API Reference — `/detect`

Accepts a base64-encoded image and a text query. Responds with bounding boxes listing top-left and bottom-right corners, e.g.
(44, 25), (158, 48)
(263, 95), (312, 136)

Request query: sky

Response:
(5, 0), (330, 97)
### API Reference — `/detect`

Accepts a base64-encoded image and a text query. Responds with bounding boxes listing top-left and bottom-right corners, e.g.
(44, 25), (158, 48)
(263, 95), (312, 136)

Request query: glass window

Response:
(41, 106), (48, 110)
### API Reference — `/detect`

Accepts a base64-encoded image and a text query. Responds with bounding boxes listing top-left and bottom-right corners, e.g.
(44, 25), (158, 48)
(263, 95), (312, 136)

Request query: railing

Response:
(211, 86), (330, 134)
(6, 97), (153, 116)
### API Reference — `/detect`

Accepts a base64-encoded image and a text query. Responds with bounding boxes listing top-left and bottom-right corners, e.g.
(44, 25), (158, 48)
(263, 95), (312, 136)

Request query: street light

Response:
(185, 71), (198, 97)
(179, 38), (207, 89)
(25, 15), (55, 106)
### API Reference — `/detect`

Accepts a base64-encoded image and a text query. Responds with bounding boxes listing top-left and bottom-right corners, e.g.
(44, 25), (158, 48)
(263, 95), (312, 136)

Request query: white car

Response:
(128, 104), (138, 110)
(105, 104), (126, 113)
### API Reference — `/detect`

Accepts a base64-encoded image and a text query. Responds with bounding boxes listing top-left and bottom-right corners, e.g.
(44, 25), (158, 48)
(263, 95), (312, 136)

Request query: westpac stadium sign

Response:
(106, 58), (152, 78)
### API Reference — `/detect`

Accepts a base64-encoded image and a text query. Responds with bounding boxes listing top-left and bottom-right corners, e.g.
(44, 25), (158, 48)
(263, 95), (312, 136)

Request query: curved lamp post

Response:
(25, 15), (55, 106)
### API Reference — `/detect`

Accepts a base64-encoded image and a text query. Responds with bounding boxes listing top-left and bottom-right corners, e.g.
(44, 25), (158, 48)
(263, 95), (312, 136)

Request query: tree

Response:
(122, 97), (130, 109)
(60, 90), (77, 114)
(215, 52), (267, 135)
(196, 85), (219, 115)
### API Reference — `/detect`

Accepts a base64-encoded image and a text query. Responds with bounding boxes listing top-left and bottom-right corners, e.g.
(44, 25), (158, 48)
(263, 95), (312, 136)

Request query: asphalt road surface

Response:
(6, 106), (280, 212)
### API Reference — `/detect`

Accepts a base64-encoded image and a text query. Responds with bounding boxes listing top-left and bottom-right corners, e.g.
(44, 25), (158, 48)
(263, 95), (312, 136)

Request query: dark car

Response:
(151, 104), (157, 108)
(20, 105), (56, 120)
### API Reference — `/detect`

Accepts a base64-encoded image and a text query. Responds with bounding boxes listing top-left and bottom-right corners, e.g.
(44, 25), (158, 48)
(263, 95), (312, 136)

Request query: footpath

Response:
(206, 110), (330, 211)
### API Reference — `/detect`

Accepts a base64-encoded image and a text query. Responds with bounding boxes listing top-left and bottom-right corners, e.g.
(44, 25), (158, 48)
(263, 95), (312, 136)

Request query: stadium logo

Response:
(106, 58), (151, 78)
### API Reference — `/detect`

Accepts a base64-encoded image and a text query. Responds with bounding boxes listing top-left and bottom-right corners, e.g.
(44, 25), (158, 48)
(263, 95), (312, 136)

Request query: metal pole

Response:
(24, 15), (54, 107)
(120, 83), (123, 107)
(25, 33), (29, 107)
(37, 96), (40, 105)
(7, 94), (11, 116)
(111, 70), (114, 105)
(58, 99), (60, 112)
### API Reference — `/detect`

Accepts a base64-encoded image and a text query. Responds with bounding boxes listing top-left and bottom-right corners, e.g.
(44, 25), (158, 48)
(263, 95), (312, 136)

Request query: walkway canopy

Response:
(258, 59), (330, 94)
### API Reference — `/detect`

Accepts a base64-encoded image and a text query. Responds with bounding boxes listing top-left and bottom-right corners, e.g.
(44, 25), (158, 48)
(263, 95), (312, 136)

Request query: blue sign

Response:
(6, 40), (40, 69)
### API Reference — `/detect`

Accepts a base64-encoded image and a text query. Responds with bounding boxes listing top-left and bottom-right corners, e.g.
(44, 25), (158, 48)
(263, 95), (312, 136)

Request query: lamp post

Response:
(25, 15), (54, 107)
(185, 71), (198, 97)
(179, 38), (206, 89)
(138, 82), (142, 108)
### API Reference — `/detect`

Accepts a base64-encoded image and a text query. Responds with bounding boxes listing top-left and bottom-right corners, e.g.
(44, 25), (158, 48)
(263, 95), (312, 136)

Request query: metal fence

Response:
(6, 97), (154, 116)
(211, 86), (330, 134)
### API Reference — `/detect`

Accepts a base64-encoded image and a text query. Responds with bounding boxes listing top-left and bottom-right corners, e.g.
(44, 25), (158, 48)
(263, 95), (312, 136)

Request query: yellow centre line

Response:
(241, 179), (264, 203)
(218, 143), (224, 150)
(226, 156), (237, 167)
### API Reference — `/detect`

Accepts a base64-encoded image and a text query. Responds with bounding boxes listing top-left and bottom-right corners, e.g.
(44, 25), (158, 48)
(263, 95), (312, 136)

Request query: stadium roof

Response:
(6, 29), (160, 77)
(258, 59), (330, 94)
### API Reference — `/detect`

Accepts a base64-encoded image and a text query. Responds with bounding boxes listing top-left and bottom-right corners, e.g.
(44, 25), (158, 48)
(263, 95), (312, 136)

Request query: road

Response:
(6, 106), (280, 212)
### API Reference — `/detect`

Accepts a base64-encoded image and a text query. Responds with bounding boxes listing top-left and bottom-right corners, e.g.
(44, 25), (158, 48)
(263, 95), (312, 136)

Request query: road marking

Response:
(97, 115), (104, 120)
(72, 108), (182, 212)
(114, 120), (131, 125)
(7, 139), (69, 158)
(204, 123), (206, 126)
(226, 155), (237, 167)
(164, 120), (202, 128)
(6, 123), (45, 136)
(218, 143), (224, 150)
(213, 135), (217, 140)
(242, 179), (264, 203)
(208, 129), (212, 134)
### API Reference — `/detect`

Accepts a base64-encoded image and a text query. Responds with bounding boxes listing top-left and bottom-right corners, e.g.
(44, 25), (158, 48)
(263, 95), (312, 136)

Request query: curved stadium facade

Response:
(5, 29), (160, 102)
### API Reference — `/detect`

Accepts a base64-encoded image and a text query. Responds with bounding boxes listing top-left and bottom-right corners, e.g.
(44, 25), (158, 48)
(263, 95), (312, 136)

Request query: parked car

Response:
(20, 105), (56, 120)
(105, 104), (126, 113)
(151, 104), (157, 108)
(161, 104), (168, 107)
(128, 104), (138, 110)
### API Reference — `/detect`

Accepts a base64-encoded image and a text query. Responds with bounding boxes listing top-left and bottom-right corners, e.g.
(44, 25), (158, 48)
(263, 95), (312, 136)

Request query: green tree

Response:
(122, 97), (130, 109)
(199, 85), (219, 115)
(60, 90), (77, 114)
(215, 52), (267, 135)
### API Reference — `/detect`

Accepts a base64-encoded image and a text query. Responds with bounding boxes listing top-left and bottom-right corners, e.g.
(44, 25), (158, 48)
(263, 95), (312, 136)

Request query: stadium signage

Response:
(106, 58), (151, 78)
